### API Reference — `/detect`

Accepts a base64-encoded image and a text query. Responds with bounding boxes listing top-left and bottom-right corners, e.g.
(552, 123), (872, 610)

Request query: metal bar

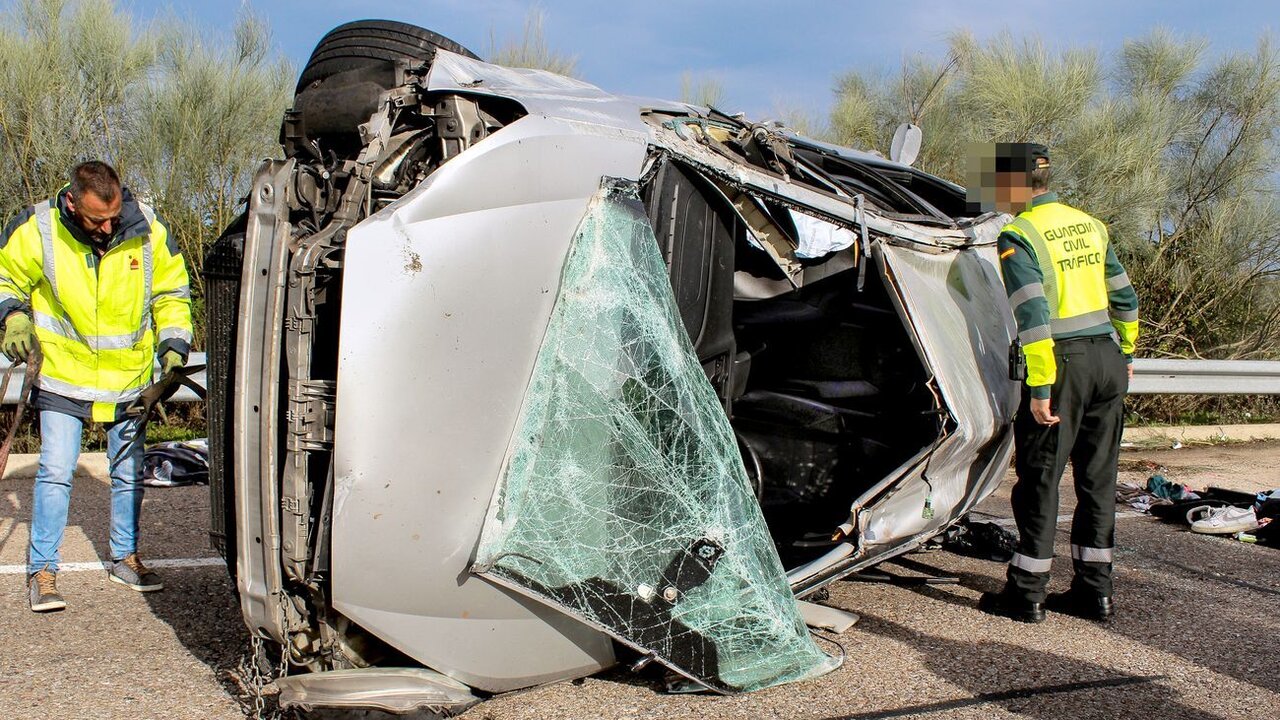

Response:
(6, 356), (1275, 401)
(1129, 358), (1280, 395)
(1, 352), (207, 404)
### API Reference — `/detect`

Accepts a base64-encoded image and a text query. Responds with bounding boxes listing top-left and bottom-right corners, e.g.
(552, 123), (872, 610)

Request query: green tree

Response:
(0, 0), (293, 342)
(828, 29), (1280, 421)
(0, 0), (156, 206)
(127, 9), (293, 304)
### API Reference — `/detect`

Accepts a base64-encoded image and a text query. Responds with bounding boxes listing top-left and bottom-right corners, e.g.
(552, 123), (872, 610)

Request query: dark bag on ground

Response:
(942, 518), (1018, 562)
(142, 439), (209, 488)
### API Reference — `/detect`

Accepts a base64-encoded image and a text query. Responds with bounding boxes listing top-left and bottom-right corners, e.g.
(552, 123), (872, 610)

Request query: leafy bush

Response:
(825, 30), (1280, 422)
(0, 0), (294, 343)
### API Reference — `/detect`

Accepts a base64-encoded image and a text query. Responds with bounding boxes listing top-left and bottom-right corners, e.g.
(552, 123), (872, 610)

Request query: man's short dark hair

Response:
(1030, 166), (1052, 191)
(70, 161), (122, 202)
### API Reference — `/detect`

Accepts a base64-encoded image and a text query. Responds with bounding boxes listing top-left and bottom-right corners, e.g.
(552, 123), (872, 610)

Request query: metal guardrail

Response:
(1129, 358), (1280, 395)
(3, 354), (1277, 402)
(1, 352), (206, 404)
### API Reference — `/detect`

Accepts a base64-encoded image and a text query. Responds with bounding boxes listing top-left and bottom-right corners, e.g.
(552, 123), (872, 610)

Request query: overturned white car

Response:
(203, 20), (1017, 717)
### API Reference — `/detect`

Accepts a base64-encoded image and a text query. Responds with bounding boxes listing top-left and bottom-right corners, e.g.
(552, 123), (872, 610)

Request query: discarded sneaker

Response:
(1190, 506), (1258, 535)
(28, 568), (66, 613)
(978, 590), (1045, 623)
(1046, 589), (1114, 621)
(1184, 504), (1218, 524)
(109, 553), (164, 592)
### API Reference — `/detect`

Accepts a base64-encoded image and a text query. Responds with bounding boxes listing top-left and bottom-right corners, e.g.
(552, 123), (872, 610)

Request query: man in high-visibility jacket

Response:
(977, 143), (1139, 623)
(0, 161), (192, 612)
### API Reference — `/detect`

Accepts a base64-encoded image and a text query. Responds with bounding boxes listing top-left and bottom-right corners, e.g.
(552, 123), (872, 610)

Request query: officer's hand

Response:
(2, 313), (36, 363)
(1030, 397), (1060, 426)
(160, 350), (185, 375)
(1127, 363), (1134, 381)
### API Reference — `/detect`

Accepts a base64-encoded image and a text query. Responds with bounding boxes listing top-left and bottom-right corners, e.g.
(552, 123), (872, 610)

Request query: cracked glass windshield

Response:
(473, 178), (839, 693)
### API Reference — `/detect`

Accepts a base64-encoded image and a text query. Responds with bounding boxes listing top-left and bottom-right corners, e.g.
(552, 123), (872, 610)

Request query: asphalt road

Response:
(1, 443), (1277, 720)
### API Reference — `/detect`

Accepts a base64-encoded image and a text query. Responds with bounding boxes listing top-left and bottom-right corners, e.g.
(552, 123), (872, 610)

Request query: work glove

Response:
(2, 313), (35, 363)
(127, 351), (201, 421)
(159, 350), (185, 376)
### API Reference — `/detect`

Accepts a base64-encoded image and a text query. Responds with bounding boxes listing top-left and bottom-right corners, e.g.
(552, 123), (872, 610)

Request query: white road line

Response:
(0, 557), (225, 575)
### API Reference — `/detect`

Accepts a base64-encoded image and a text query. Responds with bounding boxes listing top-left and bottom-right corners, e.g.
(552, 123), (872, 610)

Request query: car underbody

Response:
(204, 22), (1018, 717)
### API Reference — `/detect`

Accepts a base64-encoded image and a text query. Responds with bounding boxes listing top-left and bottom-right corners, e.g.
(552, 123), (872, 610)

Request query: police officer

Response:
(0, 161), (193, 612)
(978, 143), (1139, 623)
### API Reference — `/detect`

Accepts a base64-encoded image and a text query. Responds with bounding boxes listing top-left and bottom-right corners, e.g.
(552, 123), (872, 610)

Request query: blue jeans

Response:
(27, 411), (145, 575)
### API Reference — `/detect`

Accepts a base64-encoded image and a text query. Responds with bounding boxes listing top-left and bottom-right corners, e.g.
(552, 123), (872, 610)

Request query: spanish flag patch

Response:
(999, 247), (1016, 260)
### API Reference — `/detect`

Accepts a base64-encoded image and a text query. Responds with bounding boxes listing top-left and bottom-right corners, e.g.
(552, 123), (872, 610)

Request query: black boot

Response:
(1046, 589), (1114, 621)
(978, 590), (1045, 623)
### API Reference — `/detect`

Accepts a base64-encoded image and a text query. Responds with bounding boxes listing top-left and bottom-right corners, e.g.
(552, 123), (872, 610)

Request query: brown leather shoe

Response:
(28, 568), (66, 612)
(109, 553), (164, 592)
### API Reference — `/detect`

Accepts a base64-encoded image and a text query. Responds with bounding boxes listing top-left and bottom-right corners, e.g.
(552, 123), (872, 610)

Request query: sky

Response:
(123, 0), (1274, 122)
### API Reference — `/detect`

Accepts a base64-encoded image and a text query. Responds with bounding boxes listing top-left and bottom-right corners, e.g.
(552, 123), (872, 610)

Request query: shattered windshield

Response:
(473, 178), (839, 693)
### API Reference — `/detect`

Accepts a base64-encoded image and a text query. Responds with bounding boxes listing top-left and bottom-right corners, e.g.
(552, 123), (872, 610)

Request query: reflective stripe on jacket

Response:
(997, 193), (1139, 397)
(0, 188), (193, 422)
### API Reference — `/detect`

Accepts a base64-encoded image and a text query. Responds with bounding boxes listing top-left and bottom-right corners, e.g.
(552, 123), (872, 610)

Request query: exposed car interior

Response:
(641, 156), (947, 566)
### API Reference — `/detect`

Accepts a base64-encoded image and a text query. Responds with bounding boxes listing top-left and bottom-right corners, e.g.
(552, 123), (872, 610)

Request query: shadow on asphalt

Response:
(1096, 519), (1280, 696)
(142, 566), (253, 711)
(885, 518), (1280, 706)
(839, 613), (1219, 720)
(0, 462), (115, 568)
(873, 555), (1006, 612)
(34, 465), (251, 710)
(2, 464), (254, 714)
(32, 467), (253, 705)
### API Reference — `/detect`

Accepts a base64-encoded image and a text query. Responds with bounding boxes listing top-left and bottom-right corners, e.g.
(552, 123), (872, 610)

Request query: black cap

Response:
(1029, 143), (1050, 168)
(993, 142), (1050, 172)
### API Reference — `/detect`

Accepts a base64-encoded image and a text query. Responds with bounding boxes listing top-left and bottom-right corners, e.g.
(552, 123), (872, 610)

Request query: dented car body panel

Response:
(210, 34), (1017, 710)
(331, 116), (646, 690)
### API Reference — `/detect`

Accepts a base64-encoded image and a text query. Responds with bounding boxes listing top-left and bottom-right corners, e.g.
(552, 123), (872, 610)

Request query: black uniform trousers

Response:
(1008, 335), (1129, 602)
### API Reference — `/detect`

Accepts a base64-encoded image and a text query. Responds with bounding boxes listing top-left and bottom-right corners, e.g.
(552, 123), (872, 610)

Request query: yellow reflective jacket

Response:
(0, 187), (193, 422)
(997, 193), (1140, 398)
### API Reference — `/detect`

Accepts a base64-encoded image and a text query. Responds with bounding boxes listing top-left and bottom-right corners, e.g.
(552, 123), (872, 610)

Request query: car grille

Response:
(202, 229), (244, 560)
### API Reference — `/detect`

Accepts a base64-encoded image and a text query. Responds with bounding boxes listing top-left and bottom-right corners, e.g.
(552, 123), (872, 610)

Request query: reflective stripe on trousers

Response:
(1071, 545), (1113, 563)
(1010, 552), (1053, 574)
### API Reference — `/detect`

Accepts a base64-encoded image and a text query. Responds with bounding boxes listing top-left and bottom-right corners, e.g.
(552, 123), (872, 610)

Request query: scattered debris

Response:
(1190, 506), (1259, 535)
(940, 518), (1018, 562)
(1123, 478), (1280, 547)
(142, 439), (209, 488)
(797, 600), (859, 633)
(1146, 473), (1199, 501)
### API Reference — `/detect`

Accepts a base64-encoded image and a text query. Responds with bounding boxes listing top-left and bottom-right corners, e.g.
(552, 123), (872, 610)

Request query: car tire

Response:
(290, 20), (480, 153)
(296, 19), (479, 93)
